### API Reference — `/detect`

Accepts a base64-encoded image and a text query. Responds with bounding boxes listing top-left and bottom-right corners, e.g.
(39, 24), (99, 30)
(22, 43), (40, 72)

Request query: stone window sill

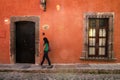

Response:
(80, 57), (117, 61)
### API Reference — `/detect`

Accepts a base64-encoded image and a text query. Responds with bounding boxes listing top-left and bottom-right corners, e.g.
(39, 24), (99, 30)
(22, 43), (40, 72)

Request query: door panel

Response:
(15, 21), (35, 63)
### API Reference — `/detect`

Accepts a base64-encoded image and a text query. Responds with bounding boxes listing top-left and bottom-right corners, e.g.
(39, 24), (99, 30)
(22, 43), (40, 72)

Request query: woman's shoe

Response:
(47, 65), (53, 68)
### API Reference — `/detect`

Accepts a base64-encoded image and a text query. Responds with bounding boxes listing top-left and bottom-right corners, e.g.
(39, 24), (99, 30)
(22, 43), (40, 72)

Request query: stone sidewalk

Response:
(0, 63), (120, 74)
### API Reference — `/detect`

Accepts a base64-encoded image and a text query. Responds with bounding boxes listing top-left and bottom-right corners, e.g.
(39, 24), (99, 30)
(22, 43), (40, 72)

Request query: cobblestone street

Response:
(0, 64), (120, 80)
(0, 72), (120, 80)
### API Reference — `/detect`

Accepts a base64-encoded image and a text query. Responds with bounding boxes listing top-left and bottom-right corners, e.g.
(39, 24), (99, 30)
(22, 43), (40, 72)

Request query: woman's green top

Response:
(44, 43), (49, 52)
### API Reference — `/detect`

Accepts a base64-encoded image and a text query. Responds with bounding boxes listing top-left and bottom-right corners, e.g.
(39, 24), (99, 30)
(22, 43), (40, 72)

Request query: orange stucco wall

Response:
(0, 0), (120, 64)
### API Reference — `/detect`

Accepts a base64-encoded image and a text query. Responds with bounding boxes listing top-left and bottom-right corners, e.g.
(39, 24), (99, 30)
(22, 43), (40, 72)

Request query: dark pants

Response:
(41, 51), (51, 66)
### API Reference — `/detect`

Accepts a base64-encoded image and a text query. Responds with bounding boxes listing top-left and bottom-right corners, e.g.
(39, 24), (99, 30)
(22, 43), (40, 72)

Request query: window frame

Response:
(88, 18), (109, 57)
(81, 12), (115, 60)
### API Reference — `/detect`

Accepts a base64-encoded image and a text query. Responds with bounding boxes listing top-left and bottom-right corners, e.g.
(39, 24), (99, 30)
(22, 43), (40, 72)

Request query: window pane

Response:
(99, 18), (109, 27)
(99, 38), (106, 46)
(99, 47), (105, 55)
(89, 18), (96, 27)
(89, 47), (95, 55)
(89, 29), (96, 37)
(99, 29), (106, 37)
(89, 38), (95, 46)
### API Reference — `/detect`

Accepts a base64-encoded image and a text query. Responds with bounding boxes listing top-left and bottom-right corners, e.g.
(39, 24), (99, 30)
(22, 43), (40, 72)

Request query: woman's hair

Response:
(43, 37), (49, 45)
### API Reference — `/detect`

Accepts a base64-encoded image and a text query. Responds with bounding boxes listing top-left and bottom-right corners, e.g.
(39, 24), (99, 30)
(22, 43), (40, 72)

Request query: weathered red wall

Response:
(0, 0), (120, 64)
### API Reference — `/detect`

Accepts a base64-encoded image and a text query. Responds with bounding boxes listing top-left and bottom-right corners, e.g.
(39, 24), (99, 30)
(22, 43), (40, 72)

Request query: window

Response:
(81, 13), (115, 60)
(88, 18), (108, 57)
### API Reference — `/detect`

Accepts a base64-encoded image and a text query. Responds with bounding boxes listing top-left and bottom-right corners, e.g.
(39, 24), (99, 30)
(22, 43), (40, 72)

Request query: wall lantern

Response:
(40, 0), (46, 11)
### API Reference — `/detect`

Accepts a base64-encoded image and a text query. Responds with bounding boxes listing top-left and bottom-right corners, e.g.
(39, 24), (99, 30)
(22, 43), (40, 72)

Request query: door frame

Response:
(10, 16), (40, 64)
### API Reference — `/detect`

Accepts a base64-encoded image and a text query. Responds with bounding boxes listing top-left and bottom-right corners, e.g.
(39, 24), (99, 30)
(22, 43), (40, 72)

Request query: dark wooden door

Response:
(15, 21), (35, 63)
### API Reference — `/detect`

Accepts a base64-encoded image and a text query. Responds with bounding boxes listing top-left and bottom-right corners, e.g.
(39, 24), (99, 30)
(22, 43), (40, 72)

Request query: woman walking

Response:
(40, 37), (52, 68)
